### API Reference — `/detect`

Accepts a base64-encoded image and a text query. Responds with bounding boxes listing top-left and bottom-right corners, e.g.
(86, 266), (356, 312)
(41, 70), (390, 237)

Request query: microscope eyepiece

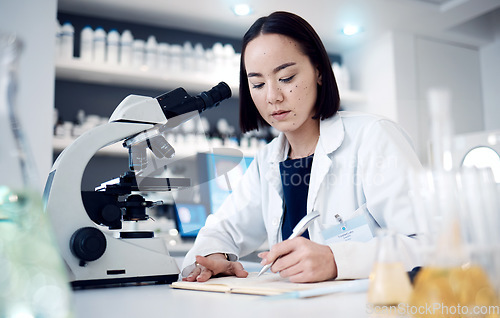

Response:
(156, 82), (232, 119)
(198, 82), (232, 112)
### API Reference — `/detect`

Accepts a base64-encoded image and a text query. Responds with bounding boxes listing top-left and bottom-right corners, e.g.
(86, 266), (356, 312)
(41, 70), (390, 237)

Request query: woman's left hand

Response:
(258, 237), (337, 283)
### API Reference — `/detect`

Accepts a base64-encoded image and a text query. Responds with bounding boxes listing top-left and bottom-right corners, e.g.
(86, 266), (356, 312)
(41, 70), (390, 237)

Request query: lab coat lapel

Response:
(264, 134), (289, 243)
(266, 162), (283, 198)
(265, 132), (289, 203)
(307, 114), (345, 213)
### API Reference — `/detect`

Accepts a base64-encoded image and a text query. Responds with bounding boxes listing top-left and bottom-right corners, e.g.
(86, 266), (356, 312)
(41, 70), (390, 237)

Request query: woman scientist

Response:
(181, 11), (422, 283)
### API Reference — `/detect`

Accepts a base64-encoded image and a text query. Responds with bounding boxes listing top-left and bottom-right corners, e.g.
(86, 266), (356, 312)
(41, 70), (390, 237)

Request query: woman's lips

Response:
(272, 110), (290, 121)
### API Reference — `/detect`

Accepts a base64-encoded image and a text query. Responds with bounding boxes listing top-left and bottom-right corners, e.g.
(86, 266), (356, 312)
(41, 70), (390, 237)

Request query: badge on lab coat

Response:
(321, 213), (374, 244)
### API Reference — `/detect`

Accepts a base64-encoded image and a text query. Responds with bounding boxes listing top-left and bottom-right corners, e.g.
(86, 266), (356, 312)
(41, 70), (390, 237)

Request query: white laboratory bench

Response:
(71, 259), (371, 318)
(72, 283), (369, 318)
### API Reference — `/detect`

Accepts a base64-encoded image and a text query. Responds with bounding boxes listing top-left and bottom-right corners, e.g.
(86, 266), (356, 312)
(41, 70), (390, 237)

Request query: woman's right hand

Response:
(182, 253), (248, 282)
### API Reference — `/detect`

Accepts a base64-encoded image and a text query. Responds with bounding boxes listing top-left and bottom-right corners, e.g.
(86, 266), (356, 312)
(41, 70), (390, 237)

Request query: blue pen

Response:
(257, 211), (320, 277)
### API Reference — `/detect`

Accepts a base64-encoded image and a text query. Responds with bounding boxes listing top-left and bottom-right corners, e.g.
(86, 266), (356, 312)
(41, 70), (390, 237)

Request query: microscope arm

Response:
(44, 93), (172, 278)
(45, 121), (155, 264)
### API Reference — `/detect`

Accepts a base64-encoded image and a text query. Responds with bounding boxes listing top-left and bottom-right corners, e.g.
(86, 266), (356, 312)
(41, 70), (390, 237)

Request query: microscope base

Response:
(71, 274), (179, 289)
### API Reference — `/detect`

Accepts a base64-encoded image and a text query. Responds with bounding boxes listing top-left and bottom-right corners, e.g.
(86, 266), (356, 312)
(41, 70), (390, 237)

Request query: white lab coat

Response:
(181, 111), (423, 279)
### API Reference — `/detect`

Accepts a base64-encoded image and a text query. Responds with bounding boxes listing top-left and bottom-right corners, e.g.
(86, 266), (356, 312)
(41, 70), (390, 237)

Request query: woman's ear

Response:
(316, 66), (322, 85)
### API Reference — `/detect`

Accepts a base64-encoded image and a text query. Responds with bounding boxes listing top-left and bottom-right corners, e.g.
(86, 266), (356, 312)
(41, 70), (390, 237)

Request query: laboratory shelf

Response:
(52, 136), (258, 158)
(55, 59), (366, 105)
(55, 59), (240, 95)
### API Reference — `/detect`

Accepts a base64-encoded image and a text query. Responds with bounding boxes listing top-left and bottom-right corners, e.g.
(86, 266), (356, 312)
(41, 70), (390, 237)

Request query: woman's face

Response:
(244, 33), (321, 134)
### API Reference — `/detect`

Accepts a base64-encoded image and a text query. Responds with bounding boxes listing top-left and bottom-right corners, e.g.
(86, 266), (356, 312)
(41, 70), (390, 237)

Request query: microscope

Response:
(44, 82), (231, 288)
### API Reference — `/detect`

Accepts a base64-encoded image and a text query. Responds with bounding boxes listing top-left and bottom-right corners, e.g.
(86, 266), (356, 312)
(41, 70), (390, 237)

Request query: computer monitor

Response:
(174, 203), (209, 238)
(197, 151), (254, 214)
(173, 151), (253, 238)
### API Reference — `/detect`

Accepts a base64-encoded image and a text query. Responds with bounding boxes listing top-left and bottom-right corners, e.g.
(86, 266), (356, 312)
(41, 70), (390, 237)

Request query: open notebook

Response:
(171, 272), (364, 296)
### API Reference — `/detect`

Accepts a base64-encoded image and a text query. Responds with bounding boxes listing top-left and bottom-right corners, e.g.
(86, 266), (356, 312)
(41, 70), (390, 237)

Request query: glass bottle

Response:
(0, 32), (74, 318)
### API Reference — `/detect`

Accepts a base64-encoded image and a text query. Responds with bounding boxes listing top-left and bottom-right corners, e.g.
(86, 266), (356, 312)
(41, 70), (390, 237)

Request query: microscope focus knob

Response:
(70, 227), (107, 263)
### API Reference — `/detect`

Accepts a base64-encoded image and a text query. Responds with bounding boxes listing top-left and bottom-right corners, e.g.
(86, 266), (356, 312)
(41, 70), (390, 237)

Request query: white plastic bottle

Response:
(169, 44), (183, 72)
(93, 27), (106, 64)
(223, 43), (235, 79)
(194, 43), (206, 73)
(232, 53), (241, 82)
(120, 30), (133, 67)
(80, 25), (94, 62)
(157, 42), (169, 71)
(60, 22), (74, 60)
(107, 29), (120, 65)
(212, 42), (225, 71)
(132, 39), (145, 68)
(223, 44), (235, 67)
(204, 48), (215, 74)
(183, 41), (194, 73)
(145, 35), (158, 70)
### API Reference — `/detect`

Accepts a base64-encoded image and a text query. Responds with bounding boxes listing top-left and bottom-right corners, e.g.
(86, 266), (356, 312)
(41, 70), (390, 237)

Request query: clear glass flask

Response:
(367, 229), (413, 307)
(0, 31), (74, 318)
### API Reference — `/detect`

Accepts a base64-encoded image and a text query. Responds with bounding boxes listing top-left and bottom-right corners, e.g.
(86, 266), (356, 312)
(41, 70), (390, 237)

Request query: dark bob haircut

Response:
(239, 11), (340, 133)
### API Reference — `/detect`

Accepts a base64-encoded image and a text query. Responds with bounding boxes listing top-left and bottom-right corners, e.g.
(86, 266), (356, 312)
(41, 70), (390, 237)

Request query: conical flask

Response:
(409, 168), (500, 318)
(367, 229), (413, 306)
(0, 32), (74, 318)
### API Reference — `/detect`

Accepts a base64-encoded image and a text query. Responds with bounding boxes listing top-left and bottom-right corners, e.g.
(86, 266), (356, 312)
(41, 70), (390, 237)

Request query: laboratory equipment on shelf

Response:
(44, 81), (231, 288)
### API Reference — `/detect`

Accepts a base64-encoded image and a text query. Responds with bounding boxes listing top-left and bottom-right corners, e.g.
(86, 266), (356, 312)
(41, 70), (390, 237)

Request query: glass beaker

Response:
(0, 31), (74, 318)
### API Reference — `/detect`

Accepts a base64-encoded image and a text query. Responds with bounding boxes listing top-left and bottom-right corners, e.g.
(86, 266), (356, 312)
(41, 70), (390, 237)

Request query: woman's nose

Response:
(266, 84), (283, 104)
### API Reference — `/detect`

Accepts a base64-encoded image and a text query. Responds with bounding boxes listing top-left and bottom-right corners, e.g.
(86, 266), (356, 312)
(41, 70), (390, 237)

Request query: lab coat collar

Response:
(267, 112), (345, 163)
(268, 133), (290, 163)
(317, 112), (345, 155)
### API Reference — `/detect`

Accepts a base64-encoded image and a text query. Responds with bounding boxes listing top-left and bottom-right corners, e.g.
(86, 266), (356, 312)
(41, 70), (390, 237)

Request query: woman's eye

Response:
(280, 75), (295, 83)
(252, 83), (264, 89)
